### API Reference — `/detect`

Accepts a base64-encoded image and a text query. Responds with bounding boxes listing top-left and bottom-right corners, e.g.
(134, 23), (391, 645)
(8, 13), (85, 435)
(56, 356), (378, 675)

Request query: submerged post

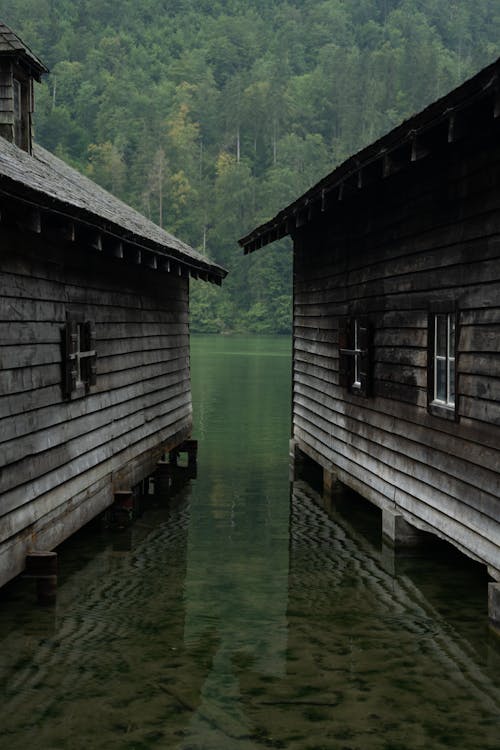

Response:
(488, 583), (500, 635)
(25, 551), (58, 606)
(382, 509), (423, 548)
(155, 460), (173, 496)
(169, 440), (198, 469)
(109, 490), (134, 527)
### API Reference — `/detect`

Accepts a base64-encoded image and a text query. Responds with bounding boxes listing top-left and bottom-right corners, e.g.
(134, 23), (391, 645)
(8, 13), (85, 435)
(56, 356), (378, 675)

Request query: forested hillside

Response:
(1, 0), (499, 332)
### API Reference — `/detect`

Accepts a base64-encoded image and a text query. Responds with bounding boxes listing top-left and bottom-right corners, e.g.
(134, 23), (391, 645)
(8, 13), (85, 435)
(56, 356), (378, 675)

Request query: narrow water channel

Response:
(0, 334), (499, 750)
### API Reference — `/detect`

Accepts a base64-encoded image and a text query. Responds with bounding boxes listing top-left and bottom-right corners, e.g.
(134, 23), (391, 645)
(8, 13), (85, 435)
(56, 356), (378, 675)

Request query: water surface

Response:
(0, 334), (498, 750)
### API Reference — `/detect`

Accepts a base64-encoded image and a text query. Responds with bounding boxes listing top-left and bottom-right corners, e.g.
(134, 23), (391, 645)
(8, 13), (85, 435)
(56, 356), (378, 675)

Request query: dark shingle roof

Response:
(0, 136), (226, 282)
(240, 55), (500, 254)
(0, 20), (225, 283)
(0, 21), (48, 79)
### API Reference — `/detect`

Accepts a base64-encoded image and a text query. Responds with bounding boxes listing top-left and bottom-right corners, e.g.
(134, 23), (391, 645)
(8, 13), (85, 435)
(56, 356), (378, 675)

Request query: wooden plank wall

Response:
(0, 60), (13, 130)
(293, 125), (500, 576)
(0, 230), (192, 586)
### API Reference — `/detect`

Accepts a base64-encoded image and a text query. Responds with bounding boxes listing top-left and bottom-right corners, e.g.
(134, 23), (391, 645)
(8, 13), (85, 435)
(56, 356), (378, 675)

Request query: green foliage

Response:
(0, 0), (498, 333)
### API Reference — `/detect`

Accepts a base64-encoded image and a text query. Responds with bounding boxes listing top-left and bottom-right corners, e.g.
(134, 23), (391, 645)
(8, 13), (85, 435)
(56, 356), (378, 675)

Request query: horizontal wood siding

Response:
(0, 233), (192, 585)
(293, 127), (500, 574)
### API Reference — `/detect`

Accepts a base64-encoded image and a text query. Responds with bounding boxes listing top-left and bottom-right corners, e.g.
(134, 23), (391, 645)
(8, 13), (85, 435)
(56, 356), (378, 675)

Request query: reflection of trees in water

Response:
(191, 335), (292, 472)
(234, 479), (500, 750)
(0, 475), (222, 749)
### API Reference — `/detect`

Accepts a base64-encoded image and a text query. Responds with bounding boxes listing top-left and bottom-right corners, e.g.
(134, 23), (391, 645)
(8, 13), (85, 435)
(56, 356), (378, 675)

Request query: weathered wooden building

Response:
(0, 23), (226, 589)
(240, 60), (500, 620)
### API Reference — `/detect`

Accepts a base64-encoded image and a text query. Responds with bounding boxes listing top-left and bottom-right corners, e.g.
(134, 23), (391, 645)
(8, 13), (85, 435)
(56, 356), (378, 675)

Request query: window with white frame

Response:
(428, 306), (458, 419)
(433, 313), (455, 406)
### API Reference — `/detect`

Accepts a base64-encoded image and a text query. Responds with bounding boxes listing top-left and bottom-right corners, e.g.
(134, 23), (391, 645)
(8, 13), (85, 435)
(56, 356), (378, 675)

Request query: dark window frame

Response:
(12, 75), (31, 151)
(63, 312), (97, 400)
(339, 315), (373, 398)
(427, 301), (459, 421)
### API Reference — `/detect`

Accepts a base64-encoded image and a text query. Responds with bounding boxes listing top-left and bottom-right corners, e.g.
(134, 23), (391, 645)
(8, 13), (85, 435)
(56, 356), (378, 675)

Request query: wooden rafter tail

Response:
(26, 207), (41, 233)
(90, 231), (102, 251)
(142, 251), (157, 269)
(494, 88), (500, 119)
(109, 239), (124, 258)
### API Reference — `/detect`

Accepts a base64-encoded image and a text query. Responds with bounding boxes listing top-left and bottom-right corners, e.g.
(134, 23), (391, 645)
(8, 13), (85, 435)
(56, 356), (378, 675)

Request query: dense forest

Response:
(0, 0), (499, 332)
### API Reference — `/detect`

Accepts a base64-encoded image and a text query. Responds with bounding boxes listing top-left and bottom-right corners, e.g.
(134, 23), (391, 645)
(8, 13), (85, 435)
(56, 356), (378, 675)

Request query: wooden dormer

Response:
(0, 21), (48, 153)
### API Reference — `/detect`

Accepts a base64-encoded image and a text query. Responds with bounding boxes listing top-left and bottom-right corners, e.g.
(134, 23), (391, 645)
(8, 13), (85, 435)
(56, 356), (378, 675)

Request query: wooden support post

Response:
(289, 438), (298, 481)
(90, 231), (103, 251)
(170, 440), (198, 469)
(109, 490), (134, 527)
(155, 460), (173, 497)
(289, 440), (310, 482)
(157, 460), (173, 477)
(25, 551), (57, 606)
(26, 208), (42, 234)
(184, 439), (198, 469)
(494, 89), (500, 119)
(323, 466), (338, 498)
(488, 583), (500, 635)
(382, 509), (423, 548)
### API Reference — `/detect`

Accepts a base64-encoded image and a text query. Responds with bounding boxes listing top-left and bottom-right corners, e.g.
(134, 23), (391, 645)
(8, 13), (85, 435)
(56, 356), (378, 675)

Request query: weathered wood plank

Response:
(0, 410), (193, 545)
(296, 257), (500, 304)
(98, 342), (189, 374)
(0, 321), (62, 345)
(461, 308), (500, 326)
(295, 283), (500, 314)
(460, 375), (500, 402)
(0, 381), (189, 478)
(0, 343), (61, 370)
(374, 362), (427, 389)
(460, 395), (500, 426)
(294, 429), (500, 570)
(293, 403), (499, 523)
(374, 347), (428, 367)
(0, 394), (192, 525)
(0, 368), (190, 450)
(99, 332), (189, 357)
(460, 353), (500, 378)
(293, 375), (500, 474)
(297, 229), (500, 292)
(460, 325), (500, 352)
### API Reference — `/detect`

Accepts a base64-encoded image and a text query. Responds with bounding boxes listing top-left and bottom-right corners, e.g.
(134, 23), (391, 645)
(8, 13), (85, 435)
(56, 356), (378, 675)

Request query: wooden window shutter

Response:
(338, 317), (350, 388)
(65, 316), (78, 397)
(426, 311), (435, 411)
(84, 320), (97, 387)
(358, 316), (373, 397)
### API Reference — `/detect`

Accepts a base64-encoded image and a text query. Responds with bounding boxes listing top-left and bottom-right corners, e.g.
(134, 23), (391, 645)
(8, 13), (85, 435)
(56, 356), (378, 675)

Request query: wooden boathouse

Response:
(240, 60), (500, 622)
(0, 23), (226, 590)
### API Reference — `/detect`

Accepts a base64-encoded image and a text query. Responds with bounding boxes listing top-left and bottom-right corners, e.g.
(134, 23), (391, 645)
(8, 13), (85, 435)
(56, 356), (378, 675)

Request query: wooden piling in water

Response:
(169, 439), (198, 469)
(24, 551), (57, 606)
(488, 583), (500, 636)
(109, 490), (134, 528)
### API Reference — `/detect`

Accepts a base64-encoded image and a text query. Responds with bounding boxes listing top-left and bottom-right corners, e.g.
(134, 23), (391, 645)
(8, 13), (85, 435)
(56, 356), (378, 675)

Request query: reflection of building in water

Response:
(0, 472), (219, 750)
(240, 57), (500, 622)
(233, 479), (500, 750)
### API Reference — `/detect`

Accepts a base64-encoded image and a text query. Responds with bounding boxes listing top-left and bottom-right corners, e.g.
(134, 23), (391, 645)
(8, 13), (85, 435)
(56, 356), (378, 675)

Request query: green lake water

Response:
(0, 334), (499, 749)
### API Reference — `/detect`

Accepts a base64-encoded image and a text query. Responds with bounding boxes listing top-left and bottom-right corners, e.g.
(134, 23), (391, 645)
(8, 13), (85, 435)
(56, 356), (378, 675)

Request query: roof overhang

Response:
(0, 22), (49, 80)
(239, 57), (500, 255)
(0, 182), (227, 285)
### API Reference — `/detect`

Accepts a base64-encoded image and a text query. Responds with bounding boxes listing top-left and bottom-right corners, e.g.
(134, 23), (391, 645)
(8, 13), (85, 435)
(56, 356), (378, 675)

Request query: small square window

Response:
(63, 313), (97, 399)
